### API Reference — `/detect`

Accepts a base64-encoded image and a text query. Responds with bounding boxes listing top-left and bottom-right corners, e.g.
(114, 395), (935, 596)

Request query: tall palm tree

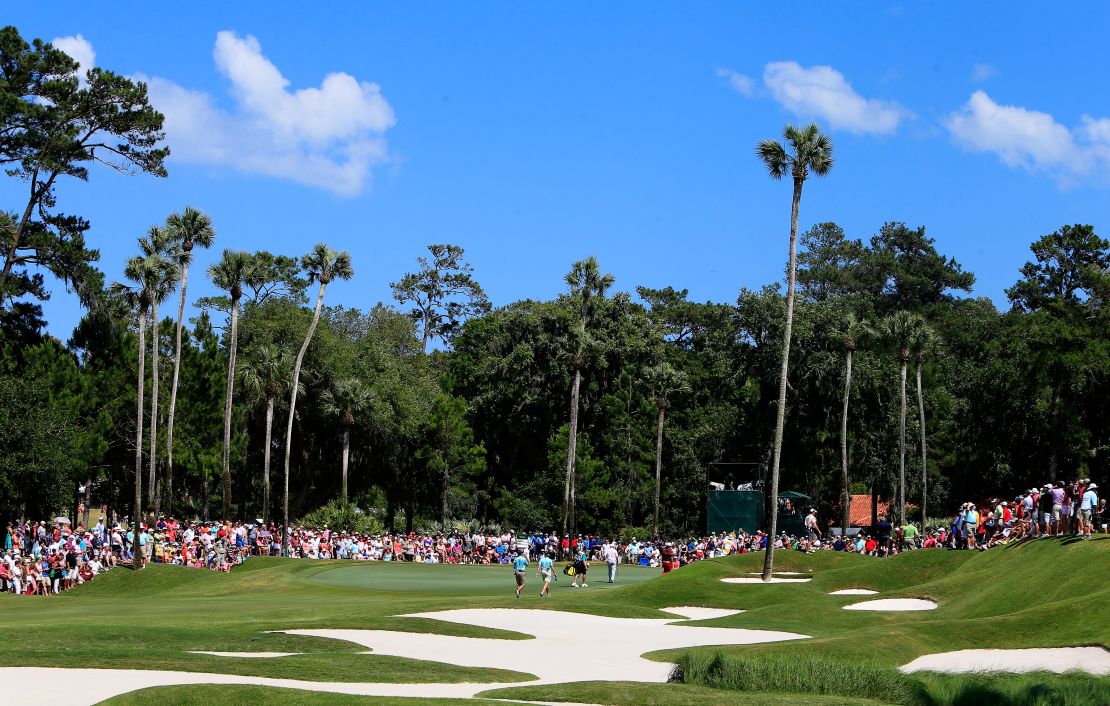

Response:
(644, 361), (689, 537)
(320, 377), (373, 507)
(561, 256), (614, 538)
(910, 322), (936, 526)
(755, 123), (833, 581)
(238, 344), (295, 525)
(163, 207), (215, 513)
(283, 244), (353, 554)
(835, 312), (872, 539)
(880, 310), (927, 527)
(112, 250), (176, 565)
(209, 250), (254, 518)
(138, 226), (179, 508)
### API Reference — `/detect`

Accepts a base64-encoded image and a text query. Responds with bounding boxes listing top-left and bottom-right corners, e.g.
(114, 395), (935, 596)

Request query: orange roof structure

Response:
(847, 494), (890, 527)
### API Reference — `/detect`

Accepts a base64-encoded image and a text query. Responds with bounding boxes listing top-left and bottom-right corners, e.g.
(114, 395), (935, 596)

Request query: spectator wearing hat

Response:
(1038, 485), (1054, 536)
(1080, 483), (1099, 539)
(602, 541), (619, 583)
(804, 509), (819, 542)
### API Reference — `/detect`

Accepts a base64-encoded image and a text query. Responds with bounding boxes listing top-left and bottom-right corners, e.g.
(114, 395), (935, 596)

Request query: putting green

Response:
(311, 561), (659, 595)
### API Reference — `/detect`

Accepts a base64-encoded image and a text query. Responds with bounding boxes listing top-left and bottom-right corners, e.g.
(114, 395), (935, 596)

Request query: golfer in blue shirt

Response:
(537, 553), (555, 598)
(512, 553), (528, 599)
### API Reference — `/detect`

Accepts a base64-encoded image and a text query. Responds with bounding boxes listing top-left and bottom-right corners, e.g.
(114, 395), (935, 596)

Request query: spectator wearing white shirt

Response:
(1080, 484), (1099, 539)
(602, 542), (619, 583)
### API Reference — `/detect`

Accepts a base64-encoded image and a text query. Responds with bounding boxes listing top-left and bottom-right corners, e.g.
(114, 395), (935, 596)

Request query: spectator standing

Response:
(1080, 483), (1099, 539)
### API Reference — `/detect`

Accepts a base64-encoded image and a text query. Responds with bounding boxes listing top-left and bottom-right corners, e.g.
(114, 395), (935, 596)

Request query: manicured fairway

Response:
(311, 560), (658, 595)
(0, 537), (1106, 705)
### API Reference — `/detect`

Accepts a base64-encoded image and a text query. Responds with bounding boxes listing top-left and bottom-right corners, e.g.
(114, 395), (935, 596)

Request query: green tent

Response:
(707, 490), (764, 534)
(778, 490), (811, 499)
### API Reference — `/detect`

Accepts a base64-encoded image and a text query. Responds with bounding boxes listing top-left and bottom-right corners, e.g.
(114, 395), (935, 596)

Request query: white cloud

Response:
(941, 91), (1096, 183)
(52, 34), (95, 79)
(970, 63), (997, 82)
(717, 67), (754, 96)
(762, 62), (909, 135)
(138, 31), (395, 196)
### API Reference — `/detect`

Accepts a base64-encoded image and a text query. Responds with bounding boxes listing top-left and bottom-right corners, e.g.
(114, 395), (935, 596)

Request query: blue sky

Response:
(7, 4), (1110, 338)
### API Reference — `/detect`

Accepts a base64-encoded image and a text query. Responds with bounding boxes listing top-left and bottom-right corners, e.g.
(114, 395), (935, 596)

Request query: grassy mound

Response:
(1, 536), (1104, 705)
(97, 685), (505, 705)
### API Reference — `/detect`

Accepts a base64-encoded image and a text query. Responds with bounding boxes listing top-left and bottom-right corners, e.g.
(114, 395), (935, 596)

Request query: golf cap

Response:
(1090, 483), (1098, 489)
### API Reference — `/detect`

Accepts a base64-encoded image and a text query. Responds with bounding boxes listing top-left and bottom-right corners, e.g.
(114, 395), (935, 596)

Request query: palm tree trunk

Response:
(898, 360), (907, 527)
(441, 417), (450, 524)
(133, 308), (147, 569)
(762, 176), (803, 581)
(916, 362), (926, 527)
(165, 261), (189, 515)
(263, 395), (274, 525)
(1048, 377), (1063, 483)
(653, 402), (665, 537)
(341, 427), (350, 507)
(283, 282), (328, 555)
(221, 297), (241, 519)
(562, 367), (582, 537)
(840, 348), (853, 539)
(147, 300), (160, 505)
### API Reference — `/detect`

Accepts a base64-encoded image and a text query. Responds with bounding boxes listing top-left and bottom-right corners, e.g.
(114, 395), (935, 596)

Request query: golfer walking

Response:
(537, 552), (554, 597)
(512, 552), (528, 599)
(571, 545), (589, 588)
(603, 541), (619, 583)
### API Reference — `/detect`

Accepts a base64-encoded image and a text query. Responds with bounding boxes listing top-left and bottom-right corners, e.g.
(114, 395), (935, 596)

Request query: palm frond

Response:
(755, 139), (790, 179)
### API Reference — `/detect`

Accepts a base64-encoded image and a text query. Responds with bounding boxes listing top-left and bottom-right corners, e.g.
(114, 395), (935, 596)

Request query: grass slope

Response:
(97, 685), (505, 706)
(2, 537), (1106, 705)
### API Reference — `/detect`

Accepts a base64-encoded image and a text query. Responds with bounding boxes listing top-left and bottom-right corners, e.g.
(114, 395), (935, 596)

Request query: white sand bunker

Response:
(843, 598), (936, 611)
(189, 651), (301, 658)
(662, 606), (744, 620)
(285, 607), (809, 684)
(722, 577), (811, 584)
(828, 589), (878, 596)
(901, 647), (1110, 675)
(748, 571), (807, 575)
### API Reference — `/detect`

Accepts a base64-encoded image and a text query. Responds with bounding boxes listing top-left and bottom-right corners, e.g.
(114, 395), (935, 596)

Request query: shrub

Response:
(300, 500), (384, 535)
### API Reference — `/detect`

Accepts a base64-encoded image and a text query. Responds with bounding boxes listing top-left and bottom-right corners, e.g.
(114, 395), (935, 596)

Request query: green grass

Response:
(479, 682), (898, 704)
(312, 560), (658, 595)
(3, 536), (1107, 704)
(672, 651), (1110, 706)
(97, 685), (505, 705)
(628, 536), (1110, 666)
(675, 651), (916, 703)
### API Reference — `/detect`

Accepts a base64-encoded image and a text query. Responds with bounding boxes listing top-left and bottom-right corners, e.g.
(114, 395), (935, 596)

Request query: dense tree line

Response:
(1, 26), (1108, 543)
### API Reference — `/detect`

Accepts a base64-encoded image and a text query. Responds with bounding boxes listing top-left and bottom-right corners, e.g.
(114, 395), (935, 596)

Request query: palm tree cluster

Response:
(112, 217), (353, 562)
(756, 123), (943, 578)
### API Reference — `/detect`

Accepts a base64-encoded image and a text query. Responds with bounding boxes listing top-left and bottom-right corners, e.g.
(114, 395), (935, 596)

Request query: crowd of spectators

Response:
(823, 478), (1104, 557)
(0, 516), (760, 596)
(2, 478), (1101, 596)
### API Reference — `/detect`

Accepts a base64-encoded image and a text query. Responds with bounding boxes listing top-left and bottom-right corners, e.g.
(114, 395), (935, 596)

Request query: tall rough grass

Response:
(672, 652), (1110, 706)
(673, 652), (916, 704)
